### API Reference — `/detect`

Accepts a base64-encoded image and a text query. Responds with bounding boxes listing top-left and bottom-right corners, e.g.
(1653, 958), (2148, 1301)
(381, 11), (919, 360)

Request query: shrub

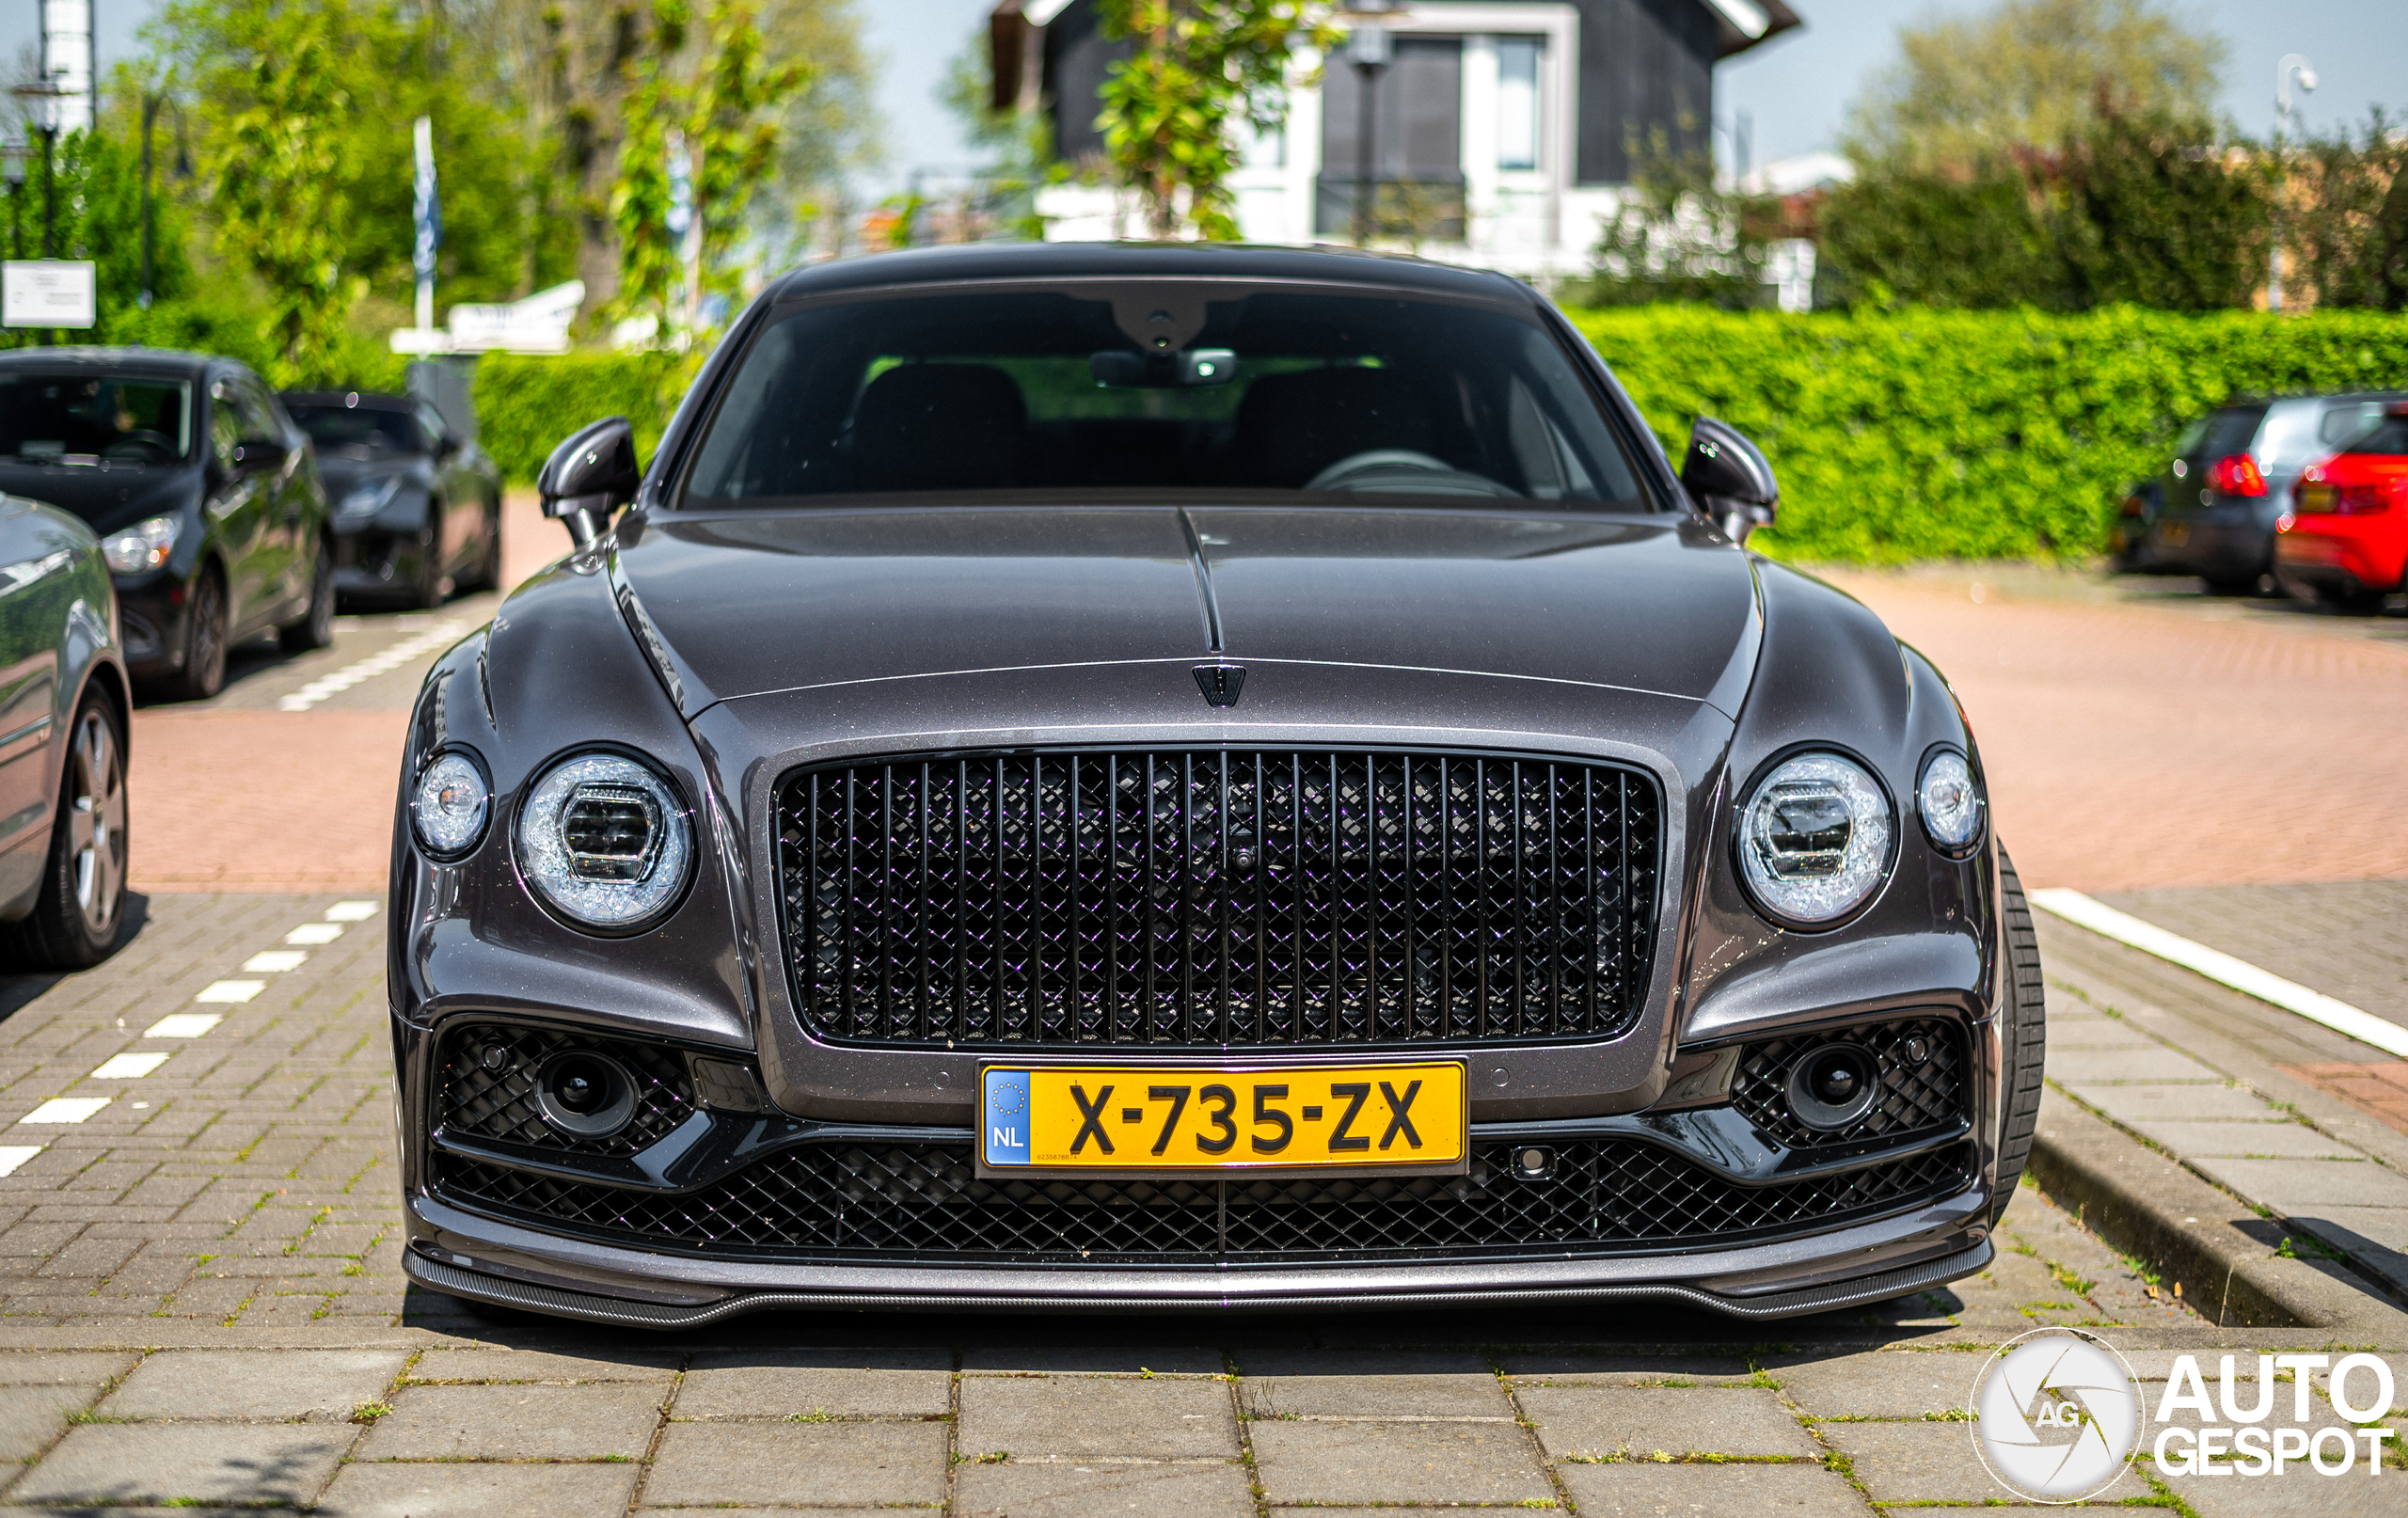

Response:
(1565, 305), (2408, 561)
(471, 353), (692, 482)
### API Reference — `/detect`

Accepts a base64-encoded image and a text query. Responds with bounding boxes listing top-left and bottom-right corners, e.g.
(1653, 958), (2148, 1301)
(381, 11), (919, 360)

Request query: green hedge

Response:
(472, 352), (692, 482)
(463, 310), (2408, 559)
(1565, 306), (2408, 562)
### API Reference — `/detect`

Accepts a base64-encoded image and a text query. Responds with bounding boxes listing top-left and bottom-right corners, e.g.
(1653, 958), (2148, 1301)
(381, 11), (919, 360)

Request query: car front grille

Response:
(432, 1138), (1968, 1264)
(1732, 1018), (1965, 1150)
(775, 749), (1661, 1050)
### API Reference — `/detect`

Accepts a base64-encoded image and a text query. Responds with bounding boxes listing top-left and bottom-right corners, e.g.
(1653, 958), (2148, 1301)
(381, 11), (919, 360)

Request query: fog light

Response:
(1512, 1146), (1556, 1180)
(1785, 1044), (1879, 1131)
(534, 1051), (636, 1138)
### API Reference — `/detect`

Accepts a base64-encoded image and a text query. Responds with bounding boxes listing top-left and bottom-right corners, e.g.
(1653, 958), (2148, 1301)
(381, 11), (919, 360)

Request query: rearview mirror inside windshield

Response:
(1088, 348), (1237, 388)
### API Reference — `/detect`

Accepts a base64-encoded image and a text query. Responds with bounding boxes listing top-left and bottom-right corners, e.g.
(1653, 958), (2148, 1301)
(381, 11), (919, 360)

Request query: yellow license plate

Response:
(978, 1062), (1467, 1178)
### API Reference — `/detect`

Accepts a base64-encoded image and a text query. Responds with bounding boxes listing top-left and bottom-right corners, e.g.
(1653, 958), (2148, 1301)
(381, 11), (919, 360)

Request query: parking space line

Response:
(2032, 887), (2408, 1058)
(196, 980), (266, 1004)
(90, 1053), (169, 1079)
(0, 1146), (40, 1176)
(242, 950), (309, 972)
(19, 1099), (109, 1124)
(277, 621), (470, 712)
(145, 1013), (222, 1038)
(285, 924), (344, 945)
(326, 900), (380, 922)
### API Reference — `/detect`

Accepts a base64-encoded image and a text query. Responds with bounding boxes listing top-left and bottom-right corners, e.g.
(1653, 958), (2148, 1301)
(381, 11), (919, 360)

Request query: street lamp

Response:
(2270, 53), (2316, 312)
(1343, 0), (1405, 246)
(2, 145), (24, 266)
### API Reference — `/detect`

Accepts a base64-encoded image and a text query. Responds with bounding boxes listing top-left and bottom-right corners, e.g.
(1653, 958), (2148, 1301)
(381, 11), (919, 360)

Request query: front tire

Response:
(455, 504), (502, 593)
(279, 540), (336, 653)
(0, 694), (129, 969)
(1992, 847), (2047, 1222)
(166, 571), (228, 702)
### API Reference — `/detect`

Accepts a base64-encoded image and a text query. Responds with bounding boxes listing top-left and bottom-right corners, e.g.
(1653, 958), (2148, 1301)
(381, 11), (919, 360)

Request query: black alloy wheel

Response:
(169, 571), (229, 702)
(280, 539), (337, 653)
(0, 695), (129, 968)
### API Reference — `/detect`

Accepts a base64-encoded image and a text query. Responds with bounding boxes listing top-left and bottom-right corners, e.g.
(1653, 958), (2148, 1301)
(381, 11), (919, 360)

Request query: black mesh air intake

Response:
(775, 749), (1661, 1049)
(1731, 1017), (1966, 1150)
(433, 1022), (696, 1158)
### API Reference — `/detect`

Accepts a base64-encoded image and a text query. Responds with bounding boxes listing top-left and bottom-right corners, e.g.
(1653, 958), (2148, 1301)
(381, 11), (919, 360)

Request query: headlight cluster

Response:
(101, 515), (179, 575)
(337, 477), (403, 520)
(408, 748), (693, 932)
(1735, 747), (1985, 928)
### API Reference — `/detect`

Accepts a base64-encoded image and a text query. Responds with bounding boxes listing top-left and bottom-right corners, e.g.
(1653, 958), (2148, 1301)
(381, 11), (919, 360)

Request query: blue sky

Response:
(12, 1), (2405, 190)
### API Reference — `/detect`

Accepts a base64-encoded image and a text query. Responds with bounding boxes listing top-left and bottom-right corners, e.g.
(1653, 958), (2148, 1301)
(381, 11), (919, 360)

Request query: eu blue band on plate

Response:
(983, 1067), (1031, 1165)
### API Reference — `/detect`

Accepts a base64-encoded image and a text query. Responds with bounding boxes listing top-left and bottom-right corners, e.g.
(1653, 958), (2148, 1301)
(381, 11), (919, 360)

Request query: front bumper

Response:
(114, 577), (190, 673)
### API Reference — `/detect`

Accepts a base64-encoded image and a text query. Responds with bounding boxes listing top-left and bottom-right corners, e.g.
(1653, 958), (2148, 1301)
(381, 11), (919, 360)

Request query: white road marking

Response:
(20, 1099), (109, 1124)
(325, 900), (380, 922)
(277, 621), (471, 712)
(91, 1053), (169, 1079)
(285, 923), (343, 945)
(196, 980), (266, 1004)
(0, 1146), (40, 1176)
(243, 950), (309, 972)
(2032, 888), (2408, 1058)
(145, 1013), (222, 1038)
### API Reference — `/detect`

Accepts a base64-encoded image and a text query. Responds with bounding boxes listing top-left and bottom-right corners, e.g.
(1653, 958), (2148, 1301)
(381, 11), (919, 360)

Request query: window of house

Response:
(1497, 38), (1542, 172)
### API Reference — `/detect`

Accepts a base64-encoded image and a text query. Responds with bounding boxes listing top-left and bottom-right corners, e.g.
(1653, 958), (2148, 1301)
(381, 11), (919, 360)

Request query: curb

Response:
(2026, 1087), (2408, 1340)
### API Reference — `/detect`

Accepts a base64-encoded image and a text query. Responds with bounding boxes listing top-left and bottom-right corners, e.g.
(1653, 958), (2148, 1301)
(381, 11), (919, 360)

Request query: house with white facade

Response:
(989, 0), (1801, 280)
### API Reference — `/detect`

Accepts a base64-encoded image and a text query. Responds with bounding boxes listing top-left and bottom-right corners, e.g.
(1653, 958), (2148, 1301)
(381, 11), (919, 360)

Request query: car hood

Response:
(0, 461), (198, 536)
(610, 504), (1763, 718)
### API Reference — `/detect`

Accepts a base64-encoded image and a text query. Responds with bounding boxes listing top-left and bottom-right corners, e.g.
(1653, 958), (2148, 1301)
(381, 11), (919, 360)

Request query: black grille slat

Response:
(435, 1139), (1968, 1263)
(777, 748), (1660, 1049)
(1732, 1019), (1967, 1149)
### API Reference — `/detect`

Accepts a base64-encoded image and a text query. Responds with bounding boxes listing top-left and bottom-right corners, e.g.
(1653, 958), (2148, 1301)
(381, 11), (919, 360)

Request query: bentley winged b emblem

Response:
(1193, 661), (1246, 708)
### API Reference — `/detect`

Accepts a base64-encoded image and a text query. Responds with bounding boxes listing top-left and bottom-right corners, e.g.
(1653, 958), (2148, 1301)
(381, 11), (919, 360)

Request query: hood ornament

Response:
(1193, 661), (1246, 708)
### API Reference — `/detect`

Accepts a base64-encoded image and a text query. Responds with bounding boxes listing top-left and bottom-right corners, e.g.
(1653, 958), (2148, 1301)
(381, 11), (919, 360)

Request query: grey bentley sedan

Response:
(391, 244), (2043, 1325)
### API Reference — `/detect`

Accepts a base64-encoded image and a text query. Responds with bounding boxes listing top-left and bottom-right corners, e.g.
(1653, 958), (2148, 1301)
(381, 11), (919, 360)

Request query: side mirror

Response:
(1680, 417), (1779, 545)
(538, 417), (641, 547)
(230, 436), (288, 473)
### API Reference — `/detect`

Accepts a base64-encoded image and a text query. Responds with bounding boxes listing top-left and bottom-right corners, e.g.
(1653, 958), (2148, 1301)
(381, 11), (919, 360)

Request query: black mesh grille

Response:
(433, 1023), (696, 1157)
(1731, 1018), (1965, 1150)
(431, 1138), (1967, 1263)
(775, 749), (1661, 1049)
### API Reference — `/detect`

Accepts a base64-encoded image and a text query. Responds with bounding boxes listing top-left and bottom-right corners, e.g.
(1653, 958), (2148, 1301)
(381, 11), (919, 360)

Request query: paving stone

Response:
(1821, 1419), (2151, 1503)
(2161, 1462), (2408, 1516)
(1497, 1352), (1753, 1384)
(2127, 1120), (2366, 1159)
(955, 1460), (1255, 1518)
(1776, 1352), (1989, 1420)
(1518, 1384), (1820, 1460)
(2192, 1157), (2408, 1209)
(2062, 1083), (2278, 1123)
(0, 1352), (133, 1384)
(1246, 1418), (1552, 1505)
(2048, 1016), (2161, 1049)
(961, 1344), (1224, 1374)
(313, 1462), (639, 1518)
(407, 1347), (680, 1383)
(1557, 1460), (1872, 1515)
(958, 1374), (1238, 1460)
(2052, 1049), (2230, 1083)
(7, 1422), (353, 1506)
(643, 1419), (948, 1507)
(0, 1384), (99, 1460)
(676, 1363), (949, 1418)
(353, 1382), (664, 1460)
(1233, 1348), (1490, 1377)
(98, 1349), (406, 1421)
(1240, 1370), (1511, 1419)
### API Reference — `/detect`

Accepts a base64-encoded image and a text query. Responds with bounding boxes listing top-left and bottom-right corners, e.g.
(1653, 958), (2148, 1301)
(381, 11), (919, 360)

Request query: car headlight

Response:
(410, 751), (491, 859)
(1916, 749), (1985, 857)
(1736, 751), (1893, 926)
(516, 751), (693, 931)
(337, 477), (403, 519)
(101, 514), (180, 575)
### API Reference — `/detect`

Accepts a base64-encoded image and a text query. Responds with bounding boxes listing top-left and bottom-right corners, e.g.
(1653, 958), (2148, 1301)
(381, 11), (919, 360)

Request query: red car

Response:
(2276, 404), (2408, 613)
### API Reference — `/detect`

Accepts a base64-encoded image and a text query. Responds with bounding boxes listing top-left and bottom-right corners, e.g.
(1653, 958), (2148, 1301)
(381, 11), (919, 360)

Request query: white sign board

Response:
(3, 261), (96, 328)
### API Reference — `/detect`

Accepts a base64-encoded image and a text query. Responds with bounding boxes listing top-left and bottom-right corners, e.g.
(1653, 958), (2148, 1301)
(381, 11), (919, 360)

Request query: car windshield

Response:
(0, 372), (192, 465)
(288, 403), (420, 460)
(684, 283), (1651, 508)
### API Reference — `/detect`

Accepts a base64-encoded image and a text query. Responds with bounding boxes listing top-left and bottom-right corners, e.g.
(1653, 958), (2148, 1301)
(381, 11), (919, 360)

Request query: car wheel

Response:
(167, 571), (228, 702)
(1991, 846), (2047, 1224)
(0, 694), (129, 968)
(2200, 574), (2258, 596)
(457, 507), (501, 593)
(279, 540), (337, 653)
(412, 520), (448, 609)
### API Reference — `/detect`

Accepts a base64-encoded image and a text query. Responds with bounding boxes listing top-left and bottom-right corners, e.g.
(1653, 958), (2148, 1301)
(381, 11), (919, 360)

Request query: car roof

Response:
(283, 390), (414, 413)
(0, 345), (226, 379)
(759, 241), (1534, 307)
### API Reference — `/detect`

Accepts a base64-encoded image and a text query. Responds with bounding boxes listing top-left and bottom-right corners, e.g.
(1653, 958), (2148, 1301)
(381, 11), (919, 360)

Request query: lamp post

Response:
(2270, 53), (2316, 312)
(1343, 0), (1402, 245)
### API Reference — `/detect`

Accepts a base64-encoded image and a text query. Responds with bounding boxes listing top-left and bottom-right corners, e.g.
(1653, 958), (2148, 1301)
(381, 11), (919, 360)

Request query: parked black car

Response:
(282, 391), (502, 609)
(0, 495), (128, 966)
(0, 350), (333, 700)
(2131, 392), (2408, 593)
(390, 244), (2041, 1326)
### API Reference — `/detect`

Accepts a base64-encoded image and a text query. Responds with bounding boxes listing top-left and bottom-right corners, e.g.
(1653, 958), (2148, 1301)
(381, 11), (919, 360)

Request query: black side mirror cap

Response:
(538, 417), (641, 546)
(1680, 417), (1779, 544)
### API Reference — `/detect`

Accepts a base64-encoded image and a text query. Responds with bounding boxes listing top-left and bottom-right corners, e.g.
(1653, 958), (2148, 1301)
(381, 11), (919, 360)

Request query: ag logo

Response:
(1970, 1329), (2143, 1502)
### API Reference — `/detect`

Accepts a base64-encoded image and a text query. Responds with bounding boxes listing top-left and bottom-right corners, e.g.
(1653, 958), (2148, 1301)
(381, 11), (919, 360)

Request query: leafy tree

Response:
(1092, 0), (1339, 240)
(2288, 112), (2408, 310)
(1846, 0), (2224, 174)
(1818, 163), (2061, 308)
(939, 24), (1058, 241)
(1576, 142), (1773, 308)
(2052, 109), (2266, 309)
